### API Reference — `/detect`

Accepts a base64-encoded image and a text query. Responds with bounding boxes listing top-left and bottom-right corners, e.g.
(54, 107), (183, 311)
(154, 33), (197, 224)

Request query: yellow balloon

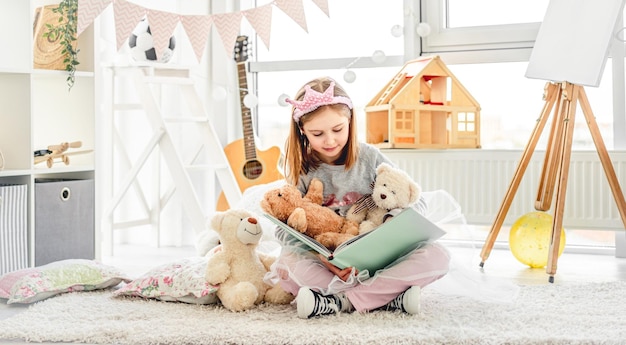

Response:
(509, 211), (566, 268)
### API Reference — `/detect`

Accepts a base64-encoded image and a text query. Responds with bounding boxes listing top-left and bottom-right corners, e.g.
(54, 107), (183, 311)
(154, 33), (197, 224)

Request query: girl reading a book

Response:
(265, 76), (451, 319)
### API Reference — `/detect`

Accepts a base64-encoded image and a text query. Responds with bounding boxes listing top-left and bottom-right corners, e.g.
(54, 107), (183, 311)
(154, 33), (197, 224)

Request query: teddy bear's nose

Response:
(380, 194), (387, 200)
(248, 217), (258, 224)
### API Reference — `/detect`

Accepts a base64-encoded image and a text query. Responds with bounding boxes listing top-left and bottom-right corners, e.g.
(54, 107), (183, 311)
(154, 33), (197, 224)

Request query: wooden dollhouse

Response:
(365, 55), (481, 149)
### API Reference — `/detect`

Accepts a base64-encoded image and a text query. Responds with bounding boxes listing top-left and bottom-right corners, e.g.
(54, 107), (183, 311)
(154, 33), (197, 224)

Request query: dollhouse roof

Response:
(366, 55), (480, 109)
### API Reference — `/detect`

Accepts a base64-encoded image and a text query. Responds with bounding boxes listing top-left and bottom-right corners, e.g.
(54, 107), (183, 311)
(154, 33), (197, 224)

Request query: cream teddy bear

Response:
(205, 209), (293, 312)
(347, 163), (421, 234)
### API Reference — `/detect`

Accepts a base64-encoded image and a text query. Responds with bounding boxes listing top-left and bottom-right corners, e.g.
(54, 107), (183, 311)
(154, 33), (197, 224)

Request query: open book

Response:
(264, 206), (446, 276)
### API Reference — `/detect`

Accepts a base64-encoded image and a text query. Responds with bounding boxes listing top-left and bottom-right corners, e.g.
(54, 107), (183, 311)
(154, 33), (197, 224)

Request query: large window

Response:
(250, 0), (621, 151)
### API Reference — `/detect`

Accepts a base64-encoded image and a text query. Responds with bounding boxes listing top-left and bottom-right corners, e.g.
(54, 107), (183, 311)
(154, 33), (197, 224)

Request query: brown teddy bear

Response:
(205, 209), (294, 312)
(347, 163), (422, 234)
(260, 178), (359, 250)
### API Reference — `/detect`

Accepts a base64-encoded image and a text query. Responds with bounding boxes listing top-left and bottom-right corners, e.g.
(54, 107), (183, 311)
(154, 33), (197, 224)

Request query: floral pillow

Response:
(113, 256), (218, 304)
(0, 259), (131, 304)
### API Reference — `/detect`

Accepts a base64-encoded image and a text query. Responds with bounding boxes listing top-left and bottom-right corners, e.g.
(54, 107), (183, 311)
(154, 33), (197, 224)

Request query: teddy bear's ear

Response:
(210, 212), (225, 232)
(408, 180), (421, 203)
(376, 162), (392, 174)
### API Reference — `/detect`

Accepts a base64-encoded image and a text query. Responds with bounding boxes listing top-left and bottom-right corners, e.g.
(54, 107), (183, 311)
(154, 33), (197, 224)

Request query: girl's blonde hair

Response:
(284, 77), (359, 186)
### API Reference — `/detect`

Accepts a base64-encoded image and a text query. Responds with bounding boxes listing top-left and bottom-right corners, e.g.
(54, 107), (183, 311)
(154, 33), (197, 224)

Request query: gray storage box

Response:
(35, 179), (94, 266)
(0, 184), (28, 275)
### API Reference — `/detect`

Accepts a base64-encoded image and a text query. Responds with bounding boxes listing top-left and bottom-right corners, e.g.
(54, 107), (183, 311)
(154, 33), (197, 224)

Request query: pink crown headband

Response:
(285, 81), (353, 122)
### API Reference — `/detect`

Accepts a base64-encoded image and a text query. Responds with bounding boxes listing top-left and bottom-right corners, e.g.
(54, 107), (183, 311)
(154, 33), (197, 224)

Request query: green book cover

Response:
(264, 206), (446, 276)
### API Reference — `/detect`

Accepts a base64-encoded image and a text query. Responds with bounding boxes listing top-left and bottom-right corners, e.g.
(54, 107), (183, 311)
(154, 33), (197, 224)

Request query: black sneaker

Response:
(296, 287), (352, 319)
(385, 286), (421, 314)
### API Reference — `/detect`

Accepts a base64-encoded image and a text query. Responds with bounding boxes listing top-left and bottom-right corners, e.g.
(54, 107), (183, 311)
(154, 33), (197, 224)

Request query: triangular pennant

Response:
(77, 0), (112, 36)
(146, 10), (180, 60)
(212, 11), (243, 58)
(242, 4), (273, 50)
(180, 15), (213, 63)
(274, 0), (307, 33)
(113, 0), (147, 50)
(311, 0), (330, 17)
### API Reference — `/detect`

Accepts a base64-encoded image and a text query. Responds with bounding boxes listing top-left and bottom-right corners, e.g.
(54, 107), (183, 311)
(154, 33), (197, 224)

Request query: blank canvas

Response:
(525, 0), (626, 87)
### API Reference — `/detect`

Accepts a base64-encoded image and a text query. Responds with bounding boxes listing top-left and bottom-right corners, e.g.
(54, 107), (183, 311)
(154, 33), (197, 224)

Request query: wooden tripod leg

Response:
(536, 82), (568, 211)
(479, 83), (559, 266)
(546, 83), (579, 282)
(578, 87), (626, 227)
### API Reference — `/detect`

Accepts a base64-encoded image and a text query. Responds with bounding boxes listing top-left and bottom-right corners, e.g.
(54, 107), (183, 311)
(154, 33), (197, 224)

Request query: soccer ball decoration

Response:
(509, 211), (566, 268)
(128, 18), (176, 63)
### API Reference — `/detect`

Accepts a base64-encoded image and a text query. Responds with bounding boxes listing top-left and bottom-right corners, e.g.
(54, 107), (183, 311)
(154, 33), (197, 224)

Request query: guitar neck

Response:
(237, 62), (257, 161)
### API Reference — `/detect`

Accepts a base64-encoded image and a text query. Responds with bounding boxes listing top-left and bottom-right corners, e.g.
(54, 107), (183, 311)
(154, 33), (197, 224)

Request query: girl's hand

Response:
(317, 254), (357, 282)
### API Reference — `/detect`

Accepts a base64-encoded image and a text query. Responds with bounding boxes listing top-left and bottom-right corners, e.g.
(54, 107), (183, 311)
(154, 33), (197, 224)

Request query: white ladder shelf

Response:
(101, 65), (241, 256)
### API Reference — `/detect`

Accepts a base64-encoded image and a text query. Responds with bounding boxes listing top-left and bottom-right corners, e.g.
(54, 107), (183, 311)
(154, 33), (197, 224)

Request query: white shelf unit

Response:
(0, 0), (98, 273)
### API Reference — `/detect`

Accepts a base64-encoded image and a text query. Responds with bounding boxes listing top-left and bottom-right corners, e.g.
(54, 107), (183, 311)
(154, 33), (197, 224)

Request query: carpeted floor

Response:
(0, 281), (624, 345)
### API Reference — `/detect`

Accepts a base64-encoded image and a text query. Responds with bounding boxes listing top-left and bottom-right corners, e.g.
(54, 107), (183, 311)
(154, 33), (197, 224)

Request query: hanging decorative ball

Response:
(343, 70), (356, 83)
(416, 22), (432, 37)
(509, 211), (566, 268)
(243, 94), (258, 108)
(277, 93), (290, 106)
(391, 24), (403, 38)
(371, 50), (387, 64)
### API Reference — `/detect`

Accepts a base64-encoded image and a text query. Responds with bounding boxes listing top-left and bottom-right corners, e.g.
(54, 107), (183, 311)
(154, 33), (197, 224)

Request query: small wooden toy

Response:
(34, 141), (92, 168)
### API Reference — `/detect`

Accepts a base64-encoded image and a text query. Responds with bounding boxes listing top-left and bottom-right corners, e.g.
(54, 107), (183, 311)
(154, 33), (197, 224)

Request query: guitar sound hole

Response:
(243, 160), (263, 180)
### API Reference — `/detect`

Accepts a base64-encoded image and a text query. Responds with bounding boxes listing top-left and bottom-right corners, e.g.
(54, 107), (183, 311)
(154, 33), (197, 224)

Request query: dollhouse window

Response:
(457, 112), (476, 132)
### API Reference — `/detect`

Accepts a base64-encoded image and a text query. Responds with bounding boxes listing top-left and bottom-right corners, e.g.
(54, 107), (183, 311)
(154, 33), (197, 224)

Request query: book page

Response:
(330, 207), (446, 275)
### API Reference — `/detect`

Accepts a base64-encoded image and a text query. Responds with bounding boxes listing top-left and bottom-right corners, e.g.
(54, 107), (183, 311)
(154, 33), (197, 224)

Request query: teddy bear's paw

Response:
(220, 282), (260, 312)
(304, 179), (324, 205)
(264, 284), (295, 305)
(345, 205), (366, 223)
(342, 220), (360, 235)
(287, 208), (308, 232)
(358, 221), (377, 235)
(315, 232), (355, 251)
(205, 263), (230, 285)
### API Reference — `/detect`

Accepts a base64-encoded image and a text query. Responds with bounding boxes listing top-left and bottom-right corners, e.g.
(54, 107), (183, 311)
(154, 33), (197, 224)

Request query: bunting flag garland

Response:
(180, 15), (213, 63)
(242, 4), (273, 50)
(77, 0), (112, 36)
(76, 0), (331, 63)
(146, 9), (180, 59)
(113, 0), (146, 50)
(212, 11), (243, 57)
(311, 0), (330, 17)
(275, 0), (308, 33)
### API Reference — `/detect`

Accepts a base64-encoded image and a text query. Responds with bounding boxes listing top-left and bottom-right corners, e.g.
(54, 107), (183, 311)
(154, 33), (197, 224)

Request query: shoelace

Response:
(387, 293), (404, 311)
(311, 293), (340, 317)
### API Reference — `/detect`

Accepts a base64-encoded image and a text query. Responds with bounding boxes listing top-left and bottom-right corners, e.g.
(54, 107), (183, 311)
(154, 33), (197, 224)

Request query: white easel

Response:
(479, 81), (626, 282)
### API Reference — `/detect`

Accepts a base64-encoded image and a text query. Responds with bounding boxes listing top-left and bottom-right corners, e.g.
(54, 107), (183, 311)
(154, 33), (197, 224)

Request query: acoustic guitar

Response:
(216, 36), (284, 211)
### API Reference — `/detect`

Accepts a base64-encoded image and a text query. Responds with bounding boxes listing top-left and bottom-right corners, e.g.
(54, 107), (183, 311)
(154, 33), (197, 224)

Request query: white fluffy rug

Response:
(0, 281), (624, 345)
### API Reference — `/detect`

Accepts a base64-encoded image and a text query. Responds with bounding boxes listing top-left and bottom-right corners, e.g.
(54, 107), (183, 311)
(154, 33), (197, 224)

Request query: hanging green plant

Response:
(42, 0), (79, 90)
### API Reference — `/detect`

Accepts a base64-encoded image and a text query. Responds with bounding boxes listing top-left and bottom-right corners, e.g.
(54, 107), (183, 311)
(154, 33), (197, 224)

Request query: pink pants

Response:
(277, 242), (450, 312)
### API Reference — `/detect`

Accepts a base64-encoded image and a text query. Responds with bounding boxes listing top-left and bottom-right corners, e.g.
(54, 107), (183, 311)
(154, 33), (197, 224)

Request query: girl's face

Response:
(300, 107), (350, 164)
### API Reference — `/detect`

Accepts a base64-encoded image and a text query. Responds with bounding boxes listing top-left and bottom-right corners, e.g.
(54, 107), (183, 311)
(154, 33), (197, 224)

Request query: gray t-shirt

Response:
(296, 142), (393, 216)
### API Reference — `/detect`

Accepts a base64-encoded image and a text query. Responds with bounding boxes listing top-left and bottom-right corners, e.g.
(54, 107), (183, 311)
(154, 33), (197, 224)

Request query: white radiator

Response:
(383, 150), (626, 230)
(0, 184), (28, 275)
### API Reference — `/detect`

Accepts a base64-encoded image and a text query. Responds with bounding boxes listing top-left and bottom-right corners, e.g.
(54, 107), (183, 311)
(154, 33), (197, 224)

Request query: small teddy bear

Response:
(347, 163), (421, 234)
(205, 209), (293, 312)
(260, 178), (359, 250)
